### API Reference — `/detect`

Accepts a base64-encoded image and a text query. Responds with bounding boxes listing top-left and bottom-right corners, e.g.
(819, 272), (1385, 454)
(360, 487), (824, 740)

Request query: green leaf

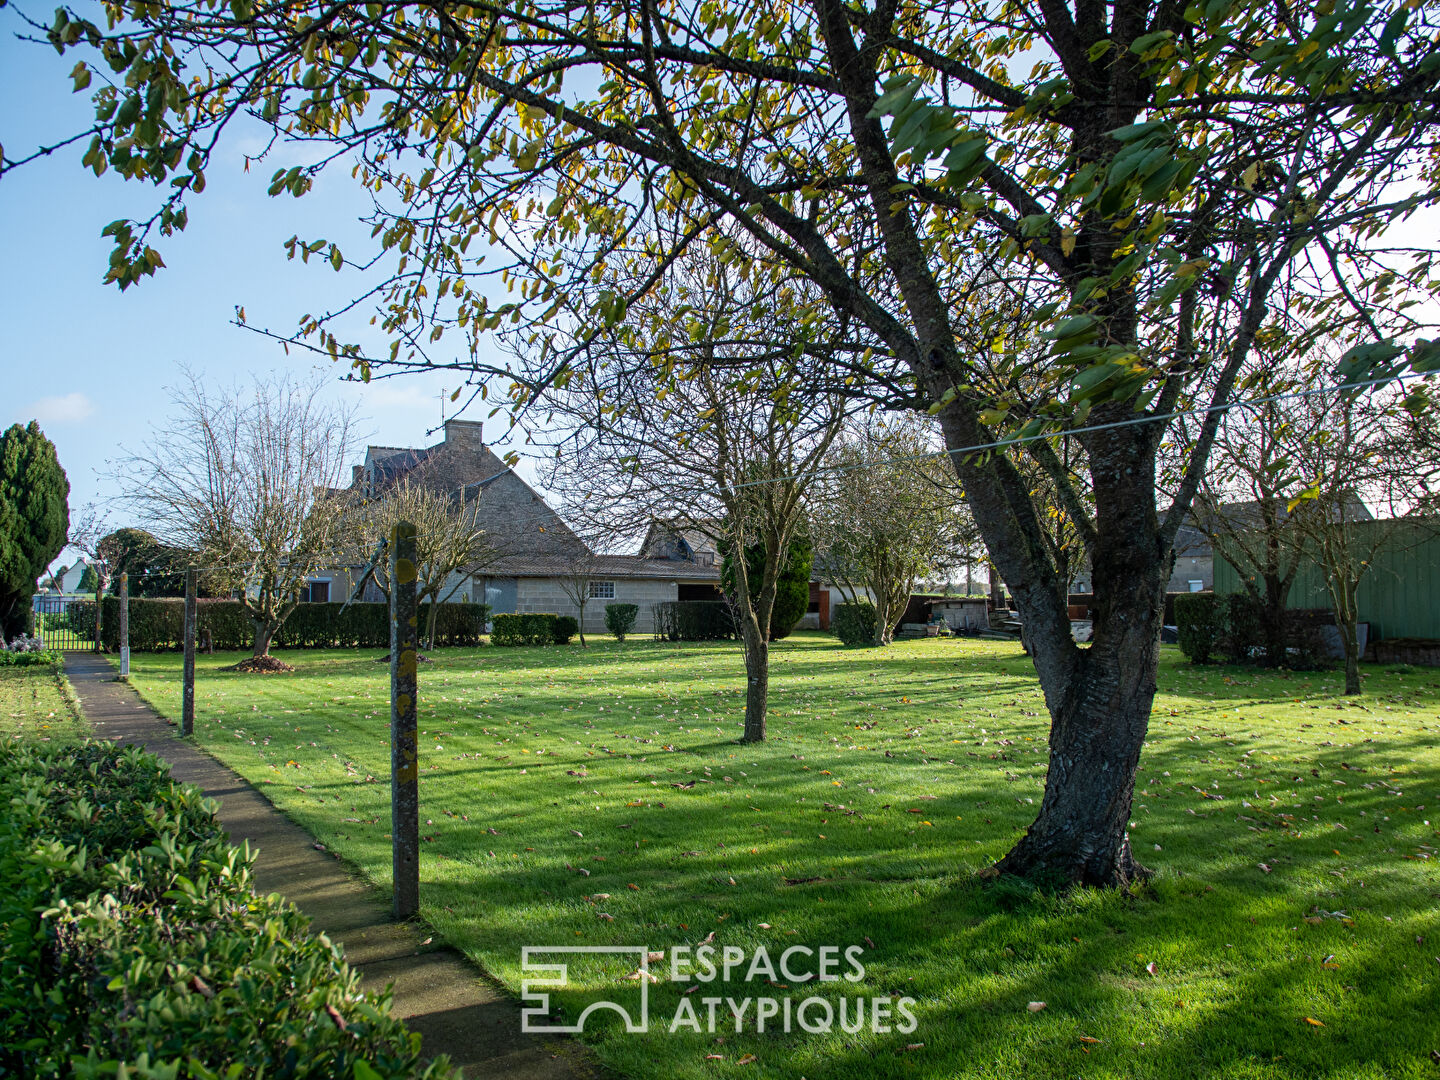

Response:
(1129, 30), (1175, 55)
(866, 78), (922, 119)
(1106, 120), (1168, 143)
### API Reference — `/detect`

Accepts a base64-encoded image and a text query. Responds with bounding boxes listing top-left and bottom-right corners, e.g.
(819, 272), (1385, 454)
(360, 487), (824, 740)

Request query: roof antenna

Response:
(439, 387), (446, 427)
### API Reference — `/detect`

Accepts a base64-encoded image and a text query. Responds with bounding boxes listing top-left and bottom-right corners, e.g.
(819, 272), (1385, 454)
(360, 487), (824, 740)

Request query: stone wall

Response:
(516, 577), (678, 633)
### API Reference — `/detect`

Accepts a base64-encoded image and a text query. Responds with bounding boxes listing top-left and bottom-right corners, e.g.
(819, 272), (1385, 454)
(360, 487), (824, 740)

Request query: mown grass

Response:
(1, 663), (85, 742)
(122, 634), (1440, 1080)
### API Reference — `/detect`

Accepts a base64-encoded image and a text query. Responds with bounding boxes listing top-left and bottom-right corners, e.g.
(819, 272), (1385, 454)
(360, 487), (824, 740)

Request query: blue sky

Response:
(0, 16), (533, 569)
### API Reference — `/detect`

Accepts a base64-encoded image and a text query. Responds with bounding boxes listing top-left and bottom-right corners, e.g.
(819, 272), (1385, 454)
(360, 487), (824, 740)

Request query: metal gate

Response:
(33, 595), (91, 651)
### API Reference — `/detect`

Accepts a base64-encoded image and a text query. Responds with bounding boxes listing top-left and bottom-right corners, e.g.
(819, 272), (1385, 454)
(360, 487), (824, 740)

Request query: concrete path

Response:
(63, 653), (598, 1080)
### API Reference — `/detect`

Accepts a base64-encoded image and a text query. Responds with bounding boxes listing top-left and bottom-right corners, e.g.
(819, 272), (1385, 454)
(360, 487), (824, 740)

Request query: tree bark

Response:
(741, 622), (769, 743)
(1339, 580), (1362, 695)
(993, 602), (1161, 886)
(253, 623), (275, 658)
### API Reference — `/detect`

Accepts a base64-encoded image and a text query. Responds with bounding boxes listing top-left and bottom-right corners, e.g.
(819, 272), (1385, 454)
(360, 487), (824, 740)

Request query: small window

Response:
(1188, 580), (1204, 593)
(302, 580), (330, 603)
(589, 580), (616, 599)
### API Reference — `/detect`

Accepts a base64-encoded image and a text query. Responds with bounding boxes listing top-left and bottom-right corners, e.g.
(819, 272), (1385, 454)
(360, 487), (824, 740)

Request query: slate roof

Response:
(482, 553), (722, 581)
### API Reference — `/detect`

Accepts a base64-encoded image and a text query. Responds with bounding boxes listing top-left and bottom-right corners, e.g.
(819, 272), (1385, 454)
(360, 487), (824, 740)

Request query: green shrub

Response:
(1223, 592), (1263, 663)
(553, 615), (579, 644)
(68, 598), (488, 651)
(490, 612), (557, 646)
(1174, 592), (1225, 663)
(490, 613), (526, 646)
(832, 601), (878, 647)
(653, 601), (737, 642)
(605, 603), (639, 641)
(0, 649), (61, 667)
(0, 740), (454, 1080)
(721, 533), (813, 640)
(522, 613), (558, 645)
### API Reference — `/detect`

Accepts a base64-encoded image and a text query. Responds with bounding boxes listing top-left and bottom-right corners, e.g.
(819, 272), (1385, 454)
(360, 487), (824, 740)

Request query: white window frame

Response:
(589, 580), (616, 599)
(1187, 579), (1204, 592)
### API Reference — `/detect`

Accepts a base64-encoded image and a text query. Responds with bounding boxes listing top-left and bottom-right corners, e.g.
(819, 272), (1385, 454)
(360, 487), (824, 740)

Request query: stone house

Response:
(308, 420), (721, 633)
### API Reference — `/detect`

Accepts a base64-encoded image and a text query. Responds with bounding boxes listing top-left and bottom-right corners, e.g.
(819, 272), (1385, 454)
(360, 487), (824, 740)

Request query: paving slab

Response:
(63, 652), (600, 1080)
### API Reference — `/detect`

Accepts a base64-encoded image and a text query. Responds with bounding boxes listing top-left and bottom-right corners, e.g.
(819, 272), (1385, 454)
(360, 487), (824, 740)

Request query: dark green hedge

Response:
(491, 612), (560, 647)
(652, 601), (737, 642)
(1174, 592), (1225, 664)
(832, 601), (878, 647)
(67, 599), (489, 652)
(0, 740), (454, 1079)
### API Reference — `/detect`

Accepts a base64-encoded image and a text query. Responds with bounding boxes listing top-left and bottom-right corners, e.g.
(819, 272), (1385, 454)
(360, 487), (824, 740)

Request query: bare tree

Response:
(1186, 361), (1314, 667)
(815, 417), (963, 644)
(1285, 390), (1437, 694)
(122, 371), (355, 669)
(345, 457), (501, 648)
(553, 539), (603, 647)
(540, 256), (847, 742)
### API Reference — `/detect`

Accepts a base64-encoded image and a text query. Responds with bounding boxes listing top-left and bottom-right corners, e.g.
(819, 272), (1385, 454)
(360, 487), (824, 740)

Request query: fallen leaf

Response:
(1303, 1017), (1325, 1027)
(1027, 1001), (1047, 1012)
(736, 1054), (757, 1065)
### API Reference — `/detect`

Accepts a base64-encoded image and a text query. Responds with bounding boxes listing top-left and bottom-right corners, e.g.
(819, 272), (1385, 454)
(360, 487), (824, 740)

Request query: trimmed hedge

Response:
(653, 601), (737, 642)
(553, 615), (579, 645)
(0, 740), (454, 1079)
(67, 598), (490, 652)
(490, 612), (560, 647)
(1174, 592), (1225, 664)
(832, 601), (878, 647)
(604, 603), (639, 641)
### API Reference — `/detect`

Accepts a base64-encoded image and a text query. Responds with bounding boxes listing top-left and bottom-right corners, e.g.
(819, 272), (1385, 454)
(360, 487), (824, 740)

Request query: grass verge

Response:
(0, 662), (86, 742)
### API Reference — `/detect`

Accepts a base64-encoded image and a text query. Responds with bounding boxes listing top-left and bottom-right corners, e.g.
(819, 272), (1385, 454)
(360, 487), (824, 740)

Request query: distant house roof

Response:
(639, 520), (721, 566)
(346, 419), (584, 560)
(483, 553), (721, 582)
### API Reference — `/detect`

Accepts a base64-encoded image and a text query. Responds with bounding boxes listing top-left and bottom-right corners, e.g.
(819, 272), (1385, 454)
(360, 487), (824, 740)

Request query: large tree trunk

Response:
(938, 401), (1169, 888)
(994, 596), (1162, 886)
(253, 622), (275, 658)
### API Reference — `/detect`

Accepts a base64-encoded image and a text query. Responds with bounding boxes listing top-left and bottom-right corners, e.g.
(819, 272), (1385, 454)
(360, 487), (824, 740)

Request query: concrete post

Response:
(93, 576), (103, 653)
(182, 568), (197, 737)
(118, 572), (130, 679)
(389, 522), (420, 920)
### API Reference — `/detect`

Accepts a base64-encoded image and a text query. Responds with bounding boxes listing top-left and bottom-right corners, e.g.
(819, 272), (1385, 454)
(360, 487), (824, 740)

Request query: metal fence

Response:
(32, 595), (92, 651)
(1212, 519), (1440, 641)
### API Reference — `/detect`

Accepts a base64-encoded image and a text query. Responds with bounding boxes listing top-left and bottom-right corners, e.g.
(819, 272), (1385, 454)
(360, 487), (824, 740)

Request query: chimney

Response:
(444, 418), (484, 448)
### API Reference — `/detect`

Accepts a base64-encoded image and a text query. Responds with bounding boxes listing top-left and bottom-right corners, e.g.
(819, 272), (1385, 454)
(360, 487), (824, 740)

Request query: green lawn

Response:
(1, 663), (85, 742)
(121, 634), (1440, 1079)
